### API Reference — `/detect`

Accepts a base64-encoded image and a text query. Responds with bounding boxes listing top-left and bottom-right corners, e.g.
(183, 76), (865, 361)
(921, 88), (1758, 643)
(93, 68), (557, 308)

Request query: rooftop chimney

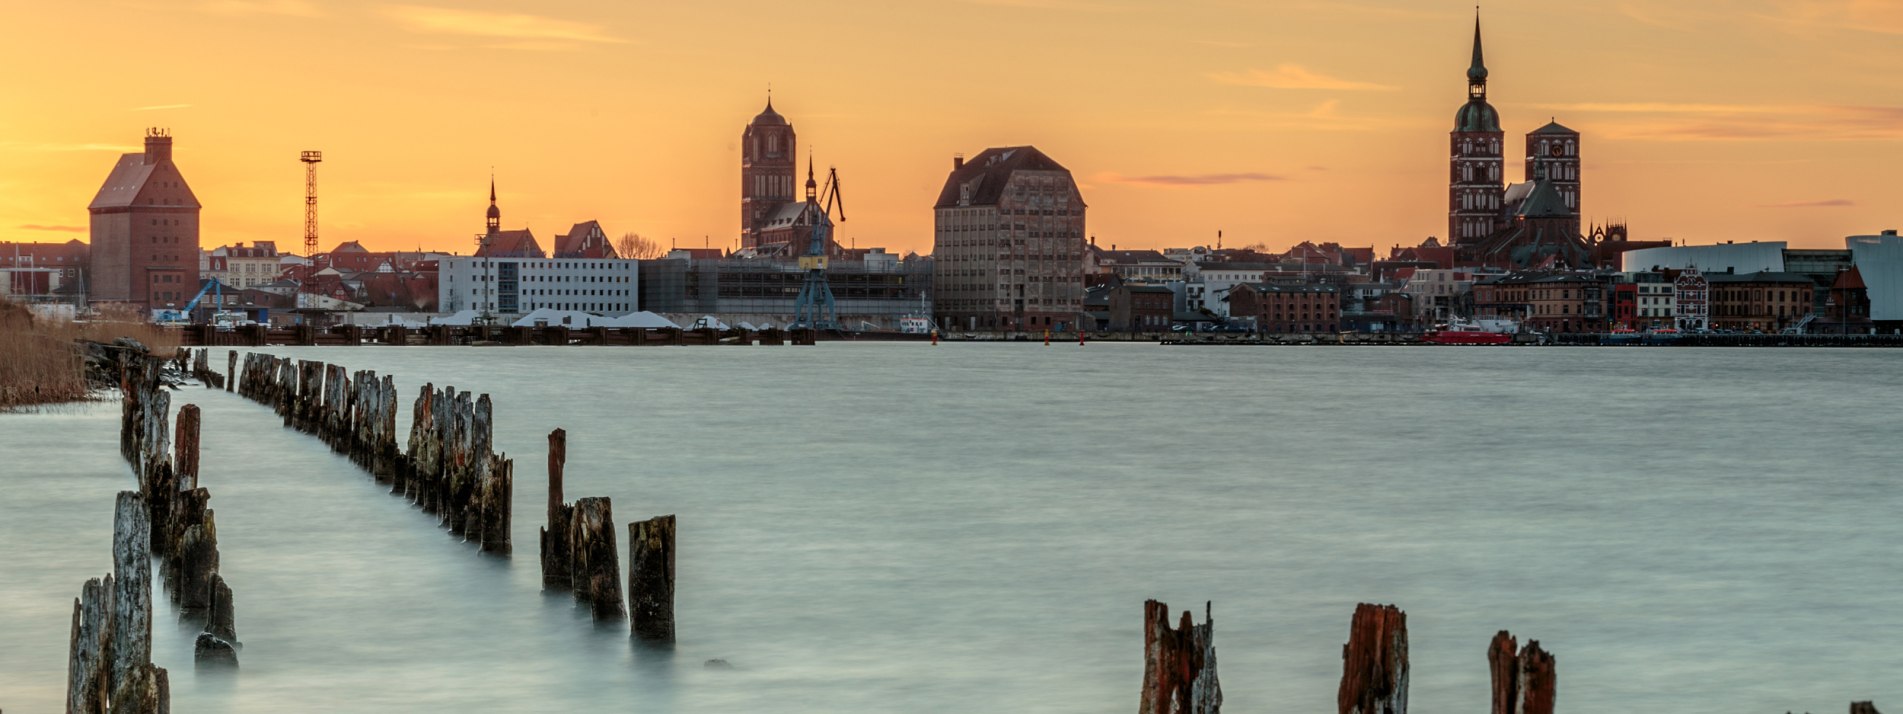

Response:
(954, 154), (964, 169)
(143, 127), (172, 165)
(1884, 229), (1898, 236)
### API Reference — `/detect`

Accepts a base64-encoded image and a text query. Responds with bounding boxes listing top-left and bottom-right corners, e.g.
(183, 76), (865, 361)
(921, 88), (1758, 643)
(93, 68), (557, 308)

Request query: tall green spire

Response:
(1468, 12), (1488, 82)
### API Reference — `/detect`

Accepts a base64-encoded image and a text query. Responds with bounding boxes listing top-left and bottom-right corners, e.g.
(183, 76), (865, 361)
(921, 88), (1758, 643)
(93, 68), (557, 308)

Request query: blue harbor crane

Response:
(791, 161), (844, 331)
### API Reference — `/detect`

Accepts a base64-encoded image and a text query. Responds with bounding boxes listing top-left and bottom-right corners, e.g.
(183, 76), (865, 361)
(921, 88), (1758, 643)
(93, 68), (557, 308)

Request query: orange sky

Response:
(1, 0), (1898, 256)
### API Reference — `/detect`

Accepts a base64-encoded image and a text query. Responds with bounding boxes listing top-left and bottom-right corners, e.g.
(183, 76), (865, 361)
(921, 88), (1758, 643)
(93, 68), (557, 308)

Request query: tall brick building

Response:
(933, 146), (1085, 331)
(740, 99), (797, 251)
(88, 128), (201, 311)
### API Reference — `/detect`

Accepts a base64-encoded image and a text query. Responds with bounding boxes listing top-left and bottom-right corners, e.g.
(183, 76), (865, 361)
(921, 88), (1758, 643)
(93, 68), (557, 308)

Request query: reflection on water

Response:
(2, 344), (1898, 712)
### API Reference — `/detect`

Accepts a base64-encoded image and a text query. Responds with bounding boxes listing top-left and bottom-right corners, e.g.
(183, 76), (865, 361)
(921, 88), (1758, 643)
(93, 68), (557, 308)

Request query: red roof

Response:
(477, 230), (544, 258)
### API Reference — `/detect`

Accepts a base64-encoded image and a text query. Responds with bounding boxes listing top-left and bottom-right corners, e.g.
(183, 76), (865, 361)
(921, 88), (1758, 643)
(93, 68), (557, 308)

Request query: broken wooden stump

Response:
(1488, 631), (1555, 714)
(205, 573), (239, 645)
(629, 515), (677, 644)
(478, 452), (513, 555)
(225, 350), (235, 392)
(174, 515), (220, 620)
(541, 429), (573, 590)
(1339, 603), (1407, 714)
(1140, 599), (1221, 714)
(174, 404), (200, 491)
(66, 575), (113, 714)
(569, 497), (625, 620)
(1851, 703), (1882, 714)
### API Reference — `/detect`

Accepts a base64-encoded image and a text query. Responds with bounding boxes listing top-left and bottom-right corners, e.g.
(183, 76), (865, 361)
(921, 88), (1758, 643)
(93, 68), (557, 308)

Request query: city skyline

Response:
(2, 0), (1899, 256)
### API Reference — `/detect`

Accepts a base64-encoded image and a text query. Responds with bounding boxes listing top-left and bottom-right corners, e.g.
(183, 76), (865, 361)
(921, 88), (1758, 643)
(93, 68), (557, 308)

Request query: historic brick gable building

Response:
(932, 146), (1086, 331)
(88, 128), (201, 311)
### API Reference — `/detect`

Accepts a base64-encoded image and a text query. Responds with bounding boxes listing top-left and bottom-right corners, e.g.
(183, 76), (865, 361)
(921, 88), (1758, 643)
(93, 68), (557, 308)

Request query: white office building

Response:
(437, 257), (638, 318)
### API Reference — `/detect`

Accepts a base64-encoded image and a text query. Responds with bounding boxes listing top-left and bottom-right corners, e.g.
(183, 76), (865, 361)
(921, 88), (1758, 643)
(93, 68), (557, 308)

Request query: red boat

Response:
(1424, 319), (1515, 345)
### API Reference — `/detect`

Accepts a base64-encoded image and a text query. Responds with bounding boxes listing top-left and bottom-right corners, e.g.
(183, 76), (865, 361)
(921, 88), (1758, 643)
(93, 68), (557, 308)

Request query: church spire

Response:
(485, 173), (500, 235)
(1469, 13), (1487, 81)
(805, 157), (817, 201)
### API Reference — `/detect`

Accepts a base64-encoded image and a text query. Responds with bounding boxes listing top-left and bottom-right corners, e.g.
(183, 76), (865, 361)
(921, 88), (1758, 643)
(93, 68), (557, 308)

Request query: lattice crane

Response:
(299, 150), (323, 312)
(791, 163), (844, 331)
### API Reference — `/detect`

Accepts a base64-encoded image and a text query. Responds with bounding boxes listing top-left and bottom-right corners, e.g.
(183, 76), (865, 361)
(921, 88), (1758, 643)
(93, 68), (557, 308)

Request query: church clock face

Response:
(1549, 144), (1565, 158)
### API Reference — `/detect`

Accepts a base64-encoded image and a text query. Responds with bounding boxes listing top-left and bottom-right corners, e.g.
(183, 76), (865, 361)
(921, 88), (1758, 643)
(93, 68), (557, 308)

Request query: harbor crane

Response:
(791, 161), (844, 331)
(299, 150), (323, 314)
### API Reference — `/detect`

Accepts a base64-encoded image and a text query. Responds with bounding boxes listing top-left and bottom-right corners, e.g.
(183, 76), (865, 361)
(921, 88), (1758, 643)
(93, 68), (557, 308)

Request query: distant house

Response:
(555, 221), (618, 260)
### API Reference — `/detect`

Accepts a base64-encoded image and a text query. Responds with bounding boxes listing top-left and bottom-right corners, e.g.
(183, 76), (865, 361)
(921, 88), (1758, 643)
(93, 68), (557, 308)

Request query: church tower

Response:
(1526, 121), (1581, 215)
(1449, 15), (1505, 246)
(741, 97), (797, 250)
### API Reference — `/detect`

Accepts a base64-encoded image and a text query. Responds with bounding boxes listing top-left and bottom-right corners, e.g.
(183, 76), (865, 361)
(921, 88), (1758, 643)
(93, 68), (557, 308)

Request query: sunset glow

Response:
(2, 0), (1898, 255)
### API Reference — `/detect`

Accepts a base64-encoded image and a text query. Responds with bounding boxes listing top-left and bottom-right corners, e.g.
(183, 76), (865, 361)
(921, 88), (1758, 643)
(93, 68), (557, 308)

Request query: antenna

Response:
(300, 150), (323, 311)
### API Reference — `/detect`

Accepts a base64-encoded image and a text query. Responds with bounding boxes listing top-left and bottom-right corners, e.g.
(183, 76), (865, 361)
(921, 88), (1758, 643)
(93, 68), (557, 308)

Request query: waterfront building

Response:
(555, 221), (618, 259)
(1846, 230), (1903, 332)
(1224, 283), (1341, 333)
(1107, 283), (1173, 332)
(0, 240), (89, 305)
(932, 146), (1086, 331)
(87, 128), (201, 312)
(1632, 272), (1676, 327)
(638, 251), (930, 330)
(1675, 268), (1710, 331)
(438, 185), (636, 318)
(205, 241), (282, 289)
(1620, 241), (1786, 274)
(1706, 271), (1813, 332)
(1087, 245), (1182, 283)
(1398, 268), (1479, 324)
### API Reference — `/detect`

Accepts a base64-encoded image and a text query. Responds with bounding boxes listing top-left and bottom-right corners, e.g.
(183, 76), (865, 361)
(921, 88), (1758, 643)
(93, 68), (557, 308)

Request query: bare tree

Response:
(616, 232), (664, 260)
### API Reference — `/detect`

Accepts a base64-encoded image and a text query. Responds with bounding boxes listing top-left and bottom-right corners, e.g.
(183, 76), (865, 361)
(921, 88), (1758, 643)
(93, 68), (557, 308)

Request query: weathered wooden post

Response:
(66, 575), (113, 714)
(1488, 632), (1555, 714)
(1140, 600), (1220, 714)
(628, 515), (676, 644)
(111, 492), (153, 696)
(569, 497), (625, 620)
(479, 453), (513, 555)
(541, 429), (573, 590)
(226, 350), (235, 392)
(109, 663), (169, 714)
(1850, 702), (1882, 714)
(175, 404), (200, 491)
(1339, 603), (1407, 714)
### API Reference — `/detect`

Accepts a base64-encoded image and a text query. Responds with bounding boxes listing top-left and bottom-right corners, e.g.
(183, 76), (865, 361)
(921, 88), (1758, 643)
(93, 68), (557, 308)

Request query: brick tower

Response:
(741, 97), (797, 251)
(1449, 15), (1505, 246)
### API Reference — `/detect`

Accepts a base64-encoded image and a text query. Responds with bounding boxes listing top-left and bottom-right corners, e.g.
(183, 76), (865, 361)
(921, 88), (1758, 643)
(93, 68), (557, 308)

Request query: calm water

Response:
(2, 344), (1897, 712)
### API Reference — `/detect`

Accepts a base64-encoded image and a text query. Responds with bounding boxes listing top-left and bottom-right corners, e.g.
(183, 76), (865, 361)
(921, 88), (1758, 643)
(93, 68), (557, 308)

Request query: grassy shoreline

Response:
(0, 299), (178, 410)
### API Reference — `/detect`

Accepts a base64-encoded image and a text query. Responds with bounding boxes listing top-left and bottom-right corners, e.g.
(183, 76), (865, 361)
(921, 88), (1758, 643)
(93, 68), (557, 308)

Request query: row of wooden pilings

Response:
(170, 348), (227, 391)
(235, 353), (513, 554)
(227, 352), (677, 641)
(538, 428), (677, 643)
(67, 352), (243, 713)
(1142, 600), (1884, 714)
(1139, 601), (1557, 714)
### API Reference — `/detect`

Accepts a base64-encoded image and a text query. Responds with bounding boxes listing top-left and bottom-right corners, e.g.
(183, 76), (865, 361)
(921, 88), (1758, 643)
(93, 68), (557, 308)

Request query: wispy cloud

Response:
(1100, 171), (1286, 187)
(1538, 102), (1903, 140)
(1762, 0), (1903, 35)
(1760, 198), (1856, 208)
(1193, 39), (1254, 49)
(1205, 99), (1424, 133)
(18, 224), (86, 233)
(196, 0), (322, 17)
(1210, 64), (1394, 91)
(132, 104), (192, 112)
(381, 5), (629, 47)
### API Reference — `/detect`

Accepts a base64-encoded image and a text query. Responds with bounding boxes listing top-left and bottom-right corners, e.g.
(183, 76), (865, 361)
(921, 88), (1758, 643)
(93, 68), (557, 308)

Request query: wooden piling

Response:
(1339, 603), (1407, 714)
(479, 453), (513, 555)
(1140, 600), (1221, 714)
(569, 497), (625, 620)
(628, 515), (676, 643)
(175, 404), (200, 491)
(226, 350), (235, 392)
(541, 429), (573, 590)
(1487, 631), (1555, 714)
(1851, 703), (1882, 714)
(66, 575), (112, 714)
(111, 492), (154, 693)
(107, 662), (168, 714)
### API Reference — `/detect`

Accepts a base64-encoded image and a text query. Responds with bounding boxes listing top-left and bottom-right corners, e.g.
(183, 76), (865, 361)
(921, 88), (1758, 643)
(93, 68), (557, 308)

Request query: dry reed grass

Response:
(0, 299), (180, 410)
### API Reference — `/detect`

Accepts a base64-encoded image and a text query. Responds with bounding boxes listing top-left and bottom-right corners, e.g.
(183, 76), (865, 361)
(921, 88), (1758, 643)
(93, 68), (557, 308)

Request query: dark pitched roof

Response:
(477, 230), (544, 258)
(555, 220), (616, 259)
(1516, 179), (1571, 219)
(88, 152), (200, 211)
(933, 146), (1074, 209)
(1530, 120), (1576, 135)
(332, 240), (369, 253)
(751, 100), (787, 126)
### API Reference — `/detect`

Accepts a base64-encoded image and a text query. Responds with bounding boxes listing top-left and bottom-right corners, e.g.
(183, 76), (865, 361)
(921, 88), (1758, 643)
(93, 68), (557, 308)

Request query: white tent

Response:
(430, 309), (484, 326)
(511, 308), (616, 328)
(603, 311), (680, 329)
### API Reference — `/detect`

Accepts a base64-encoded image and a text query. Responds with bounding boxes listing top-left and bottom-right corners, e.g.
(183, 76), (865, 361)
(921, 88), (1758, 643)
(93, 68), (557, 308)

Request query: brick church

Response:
(1447, 17), (1603, 270)
(738, 98), (837, 259)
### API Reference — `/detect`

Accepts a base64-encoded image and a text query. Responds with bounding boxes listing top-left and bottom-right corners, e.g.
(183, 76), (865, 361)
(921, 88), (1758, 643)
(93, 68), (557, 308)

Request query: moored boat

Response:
(1424, 318), (1516, 345)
